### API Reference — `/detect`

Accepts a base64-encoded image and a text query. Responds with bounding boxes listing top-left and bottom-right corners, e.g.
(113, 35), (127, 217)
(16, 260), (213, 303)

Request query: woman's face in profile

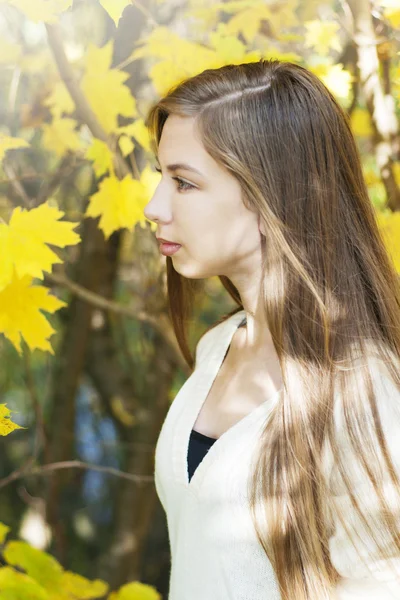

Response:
(143, 114), (263, 281)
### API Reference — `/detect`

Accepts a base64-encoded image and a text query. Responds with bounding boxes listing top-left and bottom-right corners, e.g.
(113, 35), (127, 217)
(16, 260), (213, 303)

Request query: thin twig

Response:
(0, 459), (153, 490)
(2, 161), (32, 208)
(130, 0), (159, 27)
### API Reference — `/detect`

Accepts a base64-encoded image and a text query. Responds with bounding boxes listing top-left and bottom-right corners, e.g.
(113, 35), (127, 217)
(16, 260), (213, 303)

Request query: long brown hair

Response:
(145, 59), (400, 599)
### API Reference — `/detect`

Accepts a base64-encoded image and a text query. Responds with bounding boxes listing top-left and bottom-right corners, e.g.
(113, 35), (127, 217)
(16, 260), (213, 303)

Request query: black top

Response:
(187, 429), (217, 482)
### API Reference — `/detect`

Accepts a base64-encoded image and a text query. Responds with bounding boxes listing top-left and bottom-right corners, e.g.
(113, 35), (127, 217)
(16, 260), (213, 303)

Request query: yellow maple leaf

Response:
(304, 20), (341, 56)
(108, 580), (161, 600)
(350, 107), (373, 137)
(118, 135), (135, 157)
(0, 135), (29, 161)
(60, 571), (109, 599)
(223, 4), (272, 44)
(41, 118), (81, 156)
(85, 139), (114, 177)
(149, 60), (190, 97)
(131, 27), (218, 94)
(4, 540), (63, 590)
(132, 26), (214, 64)
(5, 0), (72, 23)
(311, 63), (353, 101)
(85, 173), (147, 239)
(44, 81), (75, 119)
(0, 567), (49, 600)
(117, 119), (151, 152)
(208, 23), (261, 63)
(0, 201), (81, 292)
(0, 273), (66, 354)
(0, 405), (24, 436)
(80, 41), (137, 133)
(99, 0), (131, 25)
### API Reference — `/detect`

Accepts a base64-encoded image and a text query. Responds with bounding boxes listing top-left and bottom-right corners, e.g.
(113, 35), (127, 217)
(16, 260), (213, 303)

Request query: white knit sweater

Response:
(154, 309), (400, 599)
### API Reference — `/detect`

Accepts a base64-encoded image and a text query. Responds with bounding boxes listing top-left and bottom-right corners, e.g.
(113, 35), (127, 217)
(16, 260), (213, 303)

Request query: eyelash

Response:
(154, 166), (195, 192)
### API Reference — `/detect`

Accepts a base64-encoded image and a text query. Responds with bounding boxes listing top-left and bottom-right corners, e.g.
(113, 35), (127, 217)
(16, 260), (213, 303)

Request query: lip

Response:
(157, 237), (179, 244)
(159, 242), (182, 256)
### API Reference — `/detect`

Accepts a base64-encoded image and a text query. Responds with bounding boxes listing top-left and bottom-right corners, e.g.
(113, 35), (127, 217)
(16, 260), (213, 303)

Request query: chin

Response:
(172, 263), (211, 280)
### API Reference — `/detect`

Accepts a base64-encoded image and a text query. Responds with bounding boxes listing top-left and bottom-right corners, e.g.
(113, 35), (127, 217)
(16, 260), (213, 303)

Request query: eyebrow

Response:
(155, 156), (204, 177)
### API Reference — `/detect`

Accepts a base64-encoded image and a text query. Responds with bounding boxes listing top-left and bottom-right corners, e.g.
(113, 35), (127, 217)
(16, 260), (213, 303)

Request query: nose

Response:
(143, 183), (170, 224)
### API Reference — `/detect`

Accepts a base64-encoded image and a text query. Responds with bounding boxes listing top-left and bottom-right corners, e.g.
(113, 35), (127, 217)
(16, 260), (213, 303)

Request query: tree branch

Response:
(0, 459), (153, 490)
(43, 270), (189, 373)
(45, 23), (130, 179)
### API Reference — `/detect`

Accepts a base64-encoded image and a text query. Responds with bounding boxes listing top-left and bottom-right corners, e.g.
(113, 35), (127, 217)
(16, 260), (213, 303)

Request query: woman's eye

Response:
(154, 166), (195, 192)
(172, 177), (195, 192)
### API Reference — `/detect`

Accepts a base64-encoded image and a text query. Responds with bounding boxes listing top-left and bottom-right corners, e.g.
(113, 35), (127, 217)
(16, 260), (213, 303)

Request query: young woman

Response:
(143, 59), (400, 600)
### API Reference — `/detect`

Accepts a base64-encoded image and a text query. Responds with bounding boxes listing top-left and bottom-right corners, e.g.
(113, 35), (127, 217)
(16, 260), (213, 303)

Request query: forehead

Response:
(157, 115), (212, 168)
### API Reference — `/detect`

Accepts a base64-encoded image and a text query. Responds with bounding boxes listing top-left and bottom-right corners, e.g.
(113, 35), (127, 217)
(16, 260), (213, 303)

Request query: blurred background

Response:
(0, 0), (399, 598)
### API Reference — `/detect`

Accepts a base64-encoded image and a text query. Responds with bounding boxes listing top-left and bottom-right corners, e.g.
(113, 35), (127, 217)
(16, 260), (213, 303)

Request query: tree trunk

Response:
(347, 0), (400, 211)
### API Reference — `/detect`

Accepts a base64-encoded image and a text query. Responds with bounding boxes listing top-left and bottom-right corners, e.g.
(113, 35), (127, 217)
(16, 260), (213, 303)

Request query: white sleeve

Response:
(326, 356), (400, 600)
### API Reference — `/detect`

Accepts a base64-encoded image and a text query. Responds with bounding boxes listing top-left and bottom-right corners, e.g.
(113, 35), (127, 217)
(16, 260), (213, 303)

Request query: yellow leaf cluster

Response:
(0, 523), (163, 598)
(85, 139), (114, 178)
(221, 4), (273, 44)
(304, 20), (342, 56)
(0, 201), (81, 292)
(85, 167), (154, 239)
(131, 27), (217, 91)
(186, 0), (299, 38)
(1, 538), (109, 599)
(0, 202), (80, 354)
(132, 25), (261, 96)
(117, 119), (151, 152)
(0, 566), (49, 600)
(208, 23), (262, 63)
(5, 0), (73, 23)
(80, 41), (137, 133)
(0, 273), (66, 354)
(310, 63), (354, 101)
(42, 118), (81, 157)
(0, 405), (24, 436)
(59, 571), (108, 599)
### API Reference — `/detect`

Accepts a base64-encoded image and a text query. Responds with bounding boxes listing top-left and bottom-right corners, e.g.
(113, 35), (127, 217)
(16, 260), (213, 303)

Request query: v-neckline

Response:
(180, 309), (282, 492)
